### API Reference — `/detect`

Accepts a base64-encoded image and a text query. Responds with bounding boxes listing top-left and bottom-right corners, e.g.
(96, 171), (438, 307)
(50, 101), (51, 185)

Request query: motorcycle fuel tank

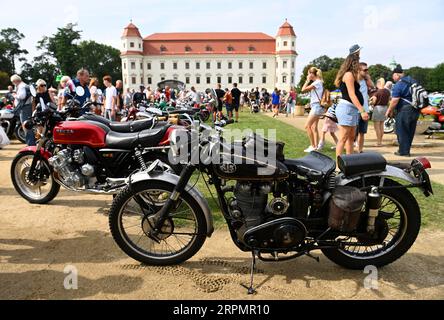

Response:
(53, 121), (107, 148)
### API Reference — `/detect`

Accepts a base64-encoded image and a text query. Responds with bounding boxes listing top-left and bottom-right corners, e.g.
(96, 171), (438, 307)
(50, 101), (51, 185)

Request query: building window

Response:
(239, 62), (243, 69)
(174, 76), (178, 80)
(291, 75), (294, 84)
(206, 46), (212, 52)
(147, 77), (152, 85)
(207, 77), (211, 84)
(186, 77), (190, 84)
(196, 77), (201, 84)
(196, 62), (200, 70)
(284, 41), (288, 47)
(185, 62), (190, 69)
(123, 43), (126, 48)
(228, 76), (232, 84)
(283, 75), (287, 83)
(228, 62), (232, 69)
(227, 46), (234, 52)
(250, 62), (254, 69)
(130, 42), (135, 48)
(283, 60), (288, 68)
(185, 45), (192, 52)
(132, 77), (136, 85)
(217, 76), (222, 84)
(139, 43), (142, 49)
(160, 45), (167, 52)
(173, 62), (178, 70)
(262, 76), (267, 84)
(140, 63), (143, 70)
(249, 76), (254, 84)
(161, 77), (165, 81)
(141, 77), (144, 84)
(248, 46), (255, 52)
(263, 62), (267, 69)
(147, 62), (151, 70)
(160, 62), (165, 70)
(292, 61), (295, 68)
(206, 62), (211, 69)
(292, 41), (295, 47)
(123, 63), (126, 70)
(131, 62), (136, 70)
(239, 76), (243, 84)
(217, 62), (222, 69)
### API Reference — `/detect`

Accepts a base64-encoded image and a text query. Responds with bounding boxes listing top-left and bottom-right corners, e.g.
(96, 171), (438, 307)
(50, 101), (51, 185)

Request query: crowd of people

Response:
(300, 44), (419, 159)
(1, 45), (425, 159)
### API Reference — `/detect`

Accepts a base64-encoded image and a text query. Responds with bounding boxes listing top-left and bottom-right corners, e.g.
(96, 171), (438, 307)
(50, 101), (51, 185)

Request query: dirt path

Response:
(0, 142), (443, 300)
(266, 113), (444, 183)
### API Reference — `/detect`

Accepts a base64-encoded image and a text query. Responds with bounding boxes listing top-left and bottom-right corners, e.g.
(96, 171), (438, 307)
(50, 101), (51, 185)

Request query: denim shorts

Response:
(336, 100), (360, 127)
(310, 103), (324, 117)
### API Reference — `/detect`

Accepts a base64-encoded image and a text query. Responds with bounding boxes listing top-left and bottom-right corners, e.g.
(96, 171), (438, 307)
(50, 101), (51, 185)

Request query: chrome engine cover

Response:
(48, 149), (89, 189)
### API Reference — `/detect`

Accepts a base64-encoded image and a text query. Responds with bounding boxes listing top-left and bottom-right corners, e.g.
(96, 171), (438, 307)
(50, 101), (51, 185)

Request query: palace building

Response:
(120, 20), (297, 92)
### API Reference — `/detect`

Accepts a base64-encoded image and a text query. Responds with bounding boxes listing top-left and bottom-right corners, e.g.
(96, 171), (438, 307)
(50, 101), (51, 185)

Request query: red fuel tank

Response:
(53, 121), (107, 148)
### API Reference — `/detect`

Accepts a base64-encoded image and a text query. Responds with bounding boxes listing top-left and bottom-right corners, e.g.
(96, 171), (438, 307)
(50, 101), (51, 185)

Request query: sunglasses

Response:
(39, 84), (47, 87)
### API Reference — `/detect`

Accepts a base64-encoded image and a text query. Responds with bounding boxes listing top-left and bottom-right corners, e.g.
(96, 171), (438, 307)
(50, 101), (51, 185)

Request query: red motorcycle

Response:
(421, 104), (444, 135)
(10, 98), (181, 204)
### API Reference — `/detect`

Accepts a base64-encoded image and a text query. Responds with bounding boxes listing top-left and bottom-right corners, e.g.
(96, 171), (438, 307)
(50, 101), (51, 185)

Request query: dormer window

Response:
(130, 42), (135, 48)
(227, 46), (234, 52)
(283, 41), (288, 46)
(185, 45), (192, 52)
(206, 46), (213, 52)
(160, 45), (167, 52)
(248, 46), (255, 52)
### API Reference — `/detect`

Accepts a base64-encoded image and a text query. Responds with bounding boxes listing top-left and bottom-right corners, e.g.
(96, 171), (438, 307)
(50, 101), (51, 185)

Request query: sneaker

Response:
(304, 146), (316, 153)
(330, 145), (337, 150)
(317, 141), (325, 151)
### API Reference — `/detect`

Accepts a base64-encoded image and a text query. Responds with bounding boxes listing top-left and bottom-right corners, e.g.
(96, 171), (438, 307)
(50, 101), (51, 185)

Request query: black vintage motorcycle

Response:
(108, 124), (433, 294)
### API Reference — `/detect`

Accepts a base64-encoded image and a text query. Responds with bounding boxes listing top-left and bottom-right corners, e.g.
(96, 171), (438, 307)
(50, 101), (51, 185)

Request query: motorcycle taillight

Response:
(415, 157), (432, 170)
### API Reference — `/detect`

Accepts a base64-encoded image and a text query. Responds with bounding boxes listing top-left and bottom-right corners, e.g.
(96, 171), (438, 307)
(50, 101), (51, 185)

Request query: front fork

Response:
(151, 164), (196, 237)
(28, 136), (48, 182)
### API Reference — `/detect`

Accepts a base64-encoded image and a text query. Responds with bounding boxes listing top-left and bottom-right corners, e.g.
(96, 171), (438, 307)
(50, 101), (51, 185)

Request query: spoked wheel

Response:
(109, 181), (207, 265)
(322, 179), (421, 270)
(384, 118), (396, 134)
(10, 151), (60, 204)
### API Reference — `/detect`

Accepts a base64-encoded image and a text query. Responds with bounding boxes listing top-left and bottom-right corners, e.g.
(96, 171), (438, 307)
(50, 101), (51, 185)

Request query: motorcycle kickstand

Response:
(246, 250), (259, 295)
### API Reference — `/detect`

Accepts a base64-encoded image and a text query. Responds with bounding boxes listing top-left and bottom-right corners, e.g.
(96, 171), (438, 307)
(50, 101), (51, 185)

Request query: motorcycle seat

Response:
(105, 125), (170, 149)
(109, 118), (154, 133)
(79, 113), (155, 133)
(284, 152), (336, 181)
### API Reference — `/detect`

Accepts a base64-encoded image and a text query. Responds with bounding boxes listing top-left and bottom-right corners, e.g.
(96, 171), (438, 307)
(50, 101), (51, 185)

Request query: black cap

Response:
(393, 64), (404, 74)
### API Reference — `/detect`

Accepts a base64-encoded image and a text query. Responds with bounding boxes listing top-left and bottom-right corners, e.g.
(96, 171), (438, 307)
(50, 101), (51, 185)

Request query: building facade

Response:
(120, 21), (297, 92)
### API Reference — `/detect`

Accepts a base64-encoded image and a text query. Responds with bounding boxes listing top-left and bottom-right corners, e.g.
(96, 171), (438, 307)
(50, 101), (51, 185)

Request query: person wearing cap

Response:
(386, 65), (419, 157)
(10, 74), (35, 146)
(334, 45), (369, 159)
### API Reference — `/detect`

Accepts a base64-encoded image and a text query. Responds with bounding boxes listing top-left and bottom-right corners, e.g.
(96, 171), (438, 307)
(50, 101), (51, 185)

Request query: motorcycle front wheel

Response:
(109, 181), (208, 266)
(322, 179), (421, 270)
(384, 118), (396, 134)
(10, 151), (60, 204)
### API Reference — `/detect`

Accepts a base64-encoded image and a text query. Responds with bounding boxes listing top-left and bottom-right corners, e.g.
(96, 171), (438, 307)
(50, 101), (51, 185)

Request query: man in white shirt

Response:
(10, 74), (35, 146)
(186, 87), (199, 106)
(102, 75), (117, 121)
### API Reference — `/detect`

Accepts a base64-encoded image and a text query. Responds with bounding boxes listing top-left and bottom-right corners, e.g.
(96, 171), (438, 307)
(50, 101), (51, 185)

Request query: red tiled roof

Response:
(277, 21), (296, 37)
(142, 33), (276, 55)
(276, 50), (298, 55)
(122, 23), (142, 38)
(120, 51), (144, 57)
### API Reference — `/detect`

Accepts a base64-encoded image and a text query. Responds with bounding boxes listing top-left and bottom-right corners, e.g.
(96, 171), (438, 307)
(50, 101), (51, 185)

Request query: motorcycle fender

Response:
(19, 146), (53, 161)
(128, 171), (215, 237)
(337, 165), (418, 186)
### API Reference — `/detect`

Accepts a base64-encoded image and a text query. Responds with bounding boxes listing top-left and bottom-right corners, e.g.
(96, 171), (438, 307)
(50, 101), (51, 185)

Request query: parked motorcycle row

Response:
(8, 85), (434, 294)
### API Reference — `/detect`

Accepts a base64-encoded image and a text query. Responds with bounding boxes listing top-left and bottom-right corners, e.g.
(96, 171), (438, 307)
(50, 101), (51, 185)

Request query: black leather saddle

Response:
(79, 113), (154, 133)
(105, 125), (170, 149)
(284, 152), (336, 181)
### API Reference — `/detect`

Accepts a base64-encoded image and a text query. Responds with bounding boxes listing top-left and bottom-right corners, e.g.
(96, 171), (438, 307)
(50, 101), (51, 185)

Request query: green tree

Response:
(406, 66), (431, 88)
(37, 23), (82, 77)
(368, 64), (392, 82)
(426, 63), (444, 92)
(20, 54), (60, 88)
(77, 40), (122, 83)
(0, 28), (28, 75)
(0, 71), (10, 89)
(323, 68), (339, 91)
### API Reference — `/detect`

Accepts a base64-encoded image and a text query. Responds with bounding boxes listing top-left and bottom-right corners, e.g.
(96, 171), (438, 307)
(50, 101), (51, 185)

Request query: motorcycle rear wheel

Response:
(14, 125), (26, 144)
(322, 179), (421, 270)
(10, 151), (60, 204)
(109, 181), (207, 266)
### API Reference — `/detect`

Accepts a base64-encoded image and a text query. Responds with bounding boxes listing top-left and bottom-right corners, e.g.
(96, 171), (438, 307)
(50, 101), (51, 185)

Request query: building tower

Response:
(275, 20), (297, 91)
(121, 22), (144, 89)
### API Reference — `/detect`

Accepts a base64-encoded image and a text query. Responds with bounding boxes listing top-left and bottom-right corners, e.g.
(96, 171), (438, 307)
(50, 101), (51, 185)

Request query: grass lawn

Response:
(191, 112), (444, 231)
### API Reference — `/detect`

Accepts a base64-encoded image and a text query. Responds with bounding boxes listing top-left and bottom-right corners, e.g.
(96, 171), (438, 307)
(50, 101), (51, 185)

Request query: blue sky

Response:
(2, 0), (443, 82)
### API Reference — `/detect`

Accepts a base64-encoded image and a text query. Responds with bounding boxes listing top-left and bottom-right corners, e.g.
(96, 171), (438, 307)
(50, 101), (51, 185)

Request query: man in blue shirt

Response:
(65, 69), (91, 108)
(386, 65), (419, 157)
